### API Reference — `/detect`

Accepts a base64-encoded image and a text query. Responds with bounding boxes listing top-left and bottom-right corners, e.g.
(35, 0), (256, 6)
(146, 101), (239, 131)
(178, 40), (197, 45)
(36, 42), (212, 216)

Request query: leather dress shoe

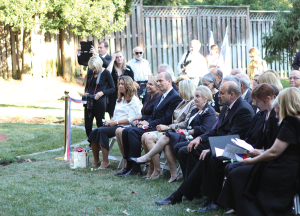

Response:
(155, 194), (182, 205)
(129, 157), (149, 164)
(118, 169), (142, 177)
(195, 203), (223, 213)
(194, 197), (212, 207)
(114, 169), (129, 176)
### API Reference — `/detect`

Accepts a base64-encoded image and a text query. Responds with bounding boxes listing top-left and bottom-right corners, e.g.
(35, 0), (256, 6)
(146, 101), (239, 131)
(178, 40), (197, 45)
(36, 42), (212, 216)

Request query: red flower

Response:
(180, 132), (185, 135)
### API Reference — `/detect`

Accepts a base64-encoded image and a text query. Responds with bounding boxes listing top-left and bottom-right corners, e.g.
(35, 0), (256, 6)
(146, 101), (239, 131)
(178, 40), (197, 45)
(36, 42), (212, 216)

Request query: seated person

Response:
(131, 85), (216, 182)
(88, 76), (141, 169)
(258, 72), (283, 91)
(115, 76), (161, 170)
(132, 79), (197, 180)
(202, 73), (221, 115)
(115, 72), (182, 177)
(218, 88), (300, 216)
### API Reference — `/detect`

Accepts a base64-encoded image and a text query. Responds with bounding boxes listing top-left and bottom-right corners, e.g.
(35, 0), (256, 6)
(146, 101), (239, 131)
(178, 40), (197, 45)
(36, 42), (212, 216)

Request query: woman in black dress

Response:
(201, 73), (221, 116)
(88, 76), (141, 169)
(115, 76), (161, 170)
(106, 51), (135, 118)
(84, 55), (115, 139)
(218, 87), (300, 216)
(131, 85), (216, 182)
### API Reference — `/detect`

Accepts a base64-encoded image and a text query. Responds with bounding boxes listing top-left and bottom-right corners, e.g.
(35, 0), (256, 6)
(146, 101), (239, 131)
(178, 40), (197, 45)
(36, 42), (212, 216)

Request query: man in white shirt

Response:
(127, 46), (152, 98)
(177, 40), (208, 86)
(289, 70), (300, 90)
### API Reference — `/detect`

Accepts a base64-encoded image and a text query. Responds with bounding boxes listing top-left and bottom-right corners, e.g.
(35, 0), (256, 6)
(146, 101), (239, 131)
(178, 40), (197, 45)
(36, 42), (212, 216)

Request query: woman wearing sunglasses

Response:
(248, 48), (268, 80)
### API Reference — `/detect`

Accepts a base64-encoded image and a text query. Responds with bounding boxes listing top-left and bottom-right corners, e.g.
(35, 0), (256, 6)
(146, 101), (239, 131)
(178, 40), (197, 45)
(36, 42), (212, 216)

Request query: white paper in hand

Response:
(215, 147), (224, 157)
(231, 138), (254, 151)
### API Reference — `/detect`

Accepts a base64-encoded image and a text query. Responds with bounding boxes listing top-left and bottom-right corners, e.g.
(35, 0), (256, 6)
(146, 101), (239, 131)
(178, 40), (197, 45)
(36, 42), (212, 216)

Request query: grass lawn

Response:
(0, 123), (87, 158)
(281, 79), (289, 89)
(0, 148), (226, 216)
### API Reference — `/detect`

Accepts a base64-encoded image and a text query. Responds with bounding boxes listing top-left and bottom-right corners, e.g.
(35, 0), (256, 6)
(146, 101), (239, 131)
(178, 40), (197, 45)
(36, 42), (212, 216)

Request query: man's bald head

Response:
(230, 68), (244, 76)
(236, 73), (250, 81)
(210, 68), (223, 84)
(219, 81), (241, 106)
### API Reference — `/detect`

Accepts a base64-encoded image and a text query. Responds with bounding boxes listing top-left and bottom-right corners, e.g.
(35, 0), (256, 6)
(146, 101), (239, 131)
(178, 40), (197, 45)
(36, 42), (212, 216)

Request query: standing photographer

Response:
(84, 56), (115, 139)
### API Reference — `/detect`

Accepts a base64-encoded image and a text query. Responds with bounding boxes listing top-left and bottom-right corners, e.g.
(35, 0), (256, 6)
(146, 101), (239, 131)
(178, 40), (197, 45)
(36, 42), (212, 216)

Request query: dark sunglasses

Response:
(135, 52), (143, 55)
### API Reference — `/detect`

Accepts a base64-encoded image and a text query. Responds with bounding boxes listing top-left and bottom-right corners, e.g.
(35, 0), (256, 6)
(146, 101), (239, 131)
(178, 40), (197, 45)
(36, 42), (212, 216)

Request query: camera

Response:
(82, 94), (95, 109)
(79, 41), (94, 66)
(180, 60), (192, 69)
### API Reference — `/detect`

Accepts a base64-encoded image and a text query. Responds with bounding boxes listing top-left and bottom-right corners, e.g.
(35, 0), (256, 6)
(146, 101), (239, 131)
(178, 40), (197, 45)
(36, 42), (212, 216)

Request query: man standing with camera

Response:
(127, 46), (151, 99)
(177, 40), (208, 86)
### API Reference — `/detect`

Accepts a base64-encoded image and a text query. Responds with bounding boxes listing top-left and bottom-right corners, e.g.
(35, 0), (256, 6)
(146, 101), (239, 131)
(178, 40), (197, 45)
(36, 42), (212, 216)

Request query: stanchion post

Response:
(64, 90), (69, 154)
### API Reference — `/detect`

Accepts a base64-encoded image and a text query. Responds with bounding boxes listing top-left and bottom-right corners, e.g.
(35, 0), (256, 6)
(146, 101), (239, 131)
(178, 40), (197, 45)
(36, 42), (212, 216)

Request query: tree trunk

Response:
(21, 29), (32, 81)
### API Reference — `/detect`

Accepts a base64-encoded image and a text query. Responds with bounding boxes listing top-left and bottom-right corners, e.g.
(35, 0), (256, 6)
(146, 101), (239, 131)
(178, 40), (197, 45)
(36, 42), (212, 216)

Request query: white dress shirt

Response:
(127, 58), (151, 82)
(177, 52), (208, 78)
(112, 95), (142, 126)
(241, 89), (249, 100)
(157, 87), (173, 107)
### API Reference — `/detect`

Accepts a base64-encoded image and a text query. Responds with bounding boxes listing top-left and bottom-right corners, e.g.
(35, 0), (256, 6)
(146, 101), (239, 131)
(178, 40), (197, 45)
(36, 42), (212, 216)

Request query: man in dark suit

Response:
(236, 73), (253, 104)
(116, 72), (182, 177)
(292, 51), (300, 71)
(155, 81), (254, 207)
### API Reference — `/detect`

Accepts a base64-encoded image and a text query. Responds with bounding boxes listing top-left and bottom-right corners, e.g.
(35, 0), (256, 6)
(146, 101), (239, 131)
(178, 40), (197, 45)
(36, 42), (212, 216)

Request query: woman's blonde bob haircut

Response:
(277, 87), (300, 123)
(258, 72), (283, 92)
(117, 76), (137, 103)
(148, 75), (158, 85)
(179, 79), (196, 102)
(88, 56), (103, 73)
(195, 85), (213, 102)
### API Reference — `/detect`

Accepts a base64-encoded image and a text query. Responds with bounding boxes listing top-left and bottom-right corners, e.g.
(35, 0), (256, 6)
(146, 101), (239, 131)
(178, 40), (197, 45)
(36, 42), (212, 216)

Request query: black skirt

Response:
(88, 125), (121, 150)
(164, 131), (187, 148)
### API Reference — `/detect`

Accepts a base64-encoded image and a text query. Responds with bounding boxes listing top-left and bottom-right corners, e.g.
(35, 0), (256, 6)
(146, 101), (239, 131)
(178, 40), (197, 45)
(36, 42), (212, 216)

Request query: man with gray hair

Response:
(230, 68), (244, 76)
(236, 73), (253, 106)
(289, 70), (300, 89)
(210, 69), (223, 89)
(223, 75), (240, 87)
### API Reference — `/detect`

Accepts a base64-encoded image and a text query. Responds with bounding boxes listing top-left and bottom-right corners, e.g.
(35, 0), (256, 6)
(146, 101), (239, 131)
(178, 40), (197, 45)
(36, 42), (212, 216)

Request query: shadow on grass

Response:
(0, 104), (83, 111)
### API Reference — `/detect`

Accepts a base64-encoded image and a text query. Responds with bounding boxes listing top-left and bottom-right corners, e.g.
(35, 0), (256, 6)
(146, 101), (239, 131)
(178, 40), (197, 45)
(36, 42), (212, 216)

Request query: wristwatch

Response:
(117, 121), (119, 125)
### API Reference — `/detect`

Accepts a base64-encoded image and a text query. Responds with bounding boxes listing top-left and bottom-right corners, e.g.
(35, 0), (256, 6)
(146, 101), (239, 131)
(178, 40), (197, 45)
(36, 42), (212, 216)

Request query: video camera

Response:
(82, 94), (95, 110)
(79, 41), (93, 66)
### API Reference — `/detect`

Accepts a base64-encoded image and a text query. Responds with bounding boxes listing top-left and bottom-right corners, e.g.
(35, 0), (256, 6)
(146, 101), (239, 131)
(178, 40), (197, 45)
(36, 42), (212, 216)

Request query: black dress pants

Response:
(177, 151), (212, 200)
(84, 97), (106, 139)
(201, 154), (229, 204)
(224, 162), (244, 177)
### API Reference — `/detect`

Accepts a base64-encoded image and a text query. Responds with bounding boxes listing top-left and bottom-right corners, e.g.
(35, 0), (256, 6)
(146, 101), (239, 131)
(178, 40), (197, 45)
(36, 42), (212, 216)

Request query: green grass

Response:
(0, 148), (226, 216)
(0, 123), (87, 158)
(281, 79), (289, 89)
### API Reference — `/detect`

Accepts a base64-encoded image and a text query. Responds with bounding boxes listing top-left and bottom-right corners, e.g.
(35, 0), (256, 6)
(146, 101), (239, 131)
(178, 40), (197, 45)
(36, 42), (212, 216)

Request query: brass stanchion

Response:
(64, 90), (69, 154)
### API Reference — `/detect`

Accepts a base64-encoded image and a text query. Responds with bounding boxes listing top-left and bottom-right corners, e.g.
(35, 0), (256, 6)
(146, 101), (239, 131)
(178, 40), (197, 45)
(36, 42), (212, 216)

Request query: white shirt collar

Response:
(134, 58), (144, 63)
(101, 53), (108, 58)
(162, 87), (173, 99)
(241, 89), (249, 99)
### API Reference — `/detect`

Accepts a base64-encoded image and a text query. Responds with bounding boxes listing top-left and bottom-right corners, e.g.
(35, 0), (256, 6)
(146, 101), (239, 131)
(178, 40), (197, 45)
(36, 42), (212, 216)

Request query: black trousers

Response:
(84, 97), (106, 139)
(201, 154), (229, 204)
(174, 141), (210, 178)
(88, 125), (120, 150)
(177, 151), (212, 200)
(225, 162), (244, 177)
(122, 126), (156, 171)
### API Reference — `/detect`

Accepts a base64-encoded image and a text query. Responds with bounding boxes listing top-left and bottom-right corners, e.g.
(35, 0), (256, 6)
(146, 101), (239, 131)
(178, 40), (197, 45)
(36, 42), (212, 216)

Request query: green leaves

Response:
(0, 0), (131, 37)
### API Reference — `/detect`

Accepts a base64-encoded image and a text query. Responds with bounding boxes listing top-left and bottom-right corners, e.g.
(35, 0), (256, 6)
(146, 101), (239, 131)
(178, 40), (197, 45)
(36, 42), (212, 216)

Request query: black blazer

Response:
(186, 104), (217, 137)
(244, 111), (265, 145)
(200, 97), (255, 142)
(141, 92), (161, 120)
(254, 108), (279, 149)
(292, 52), (300, 70)
(111, 65), (135, 86)
(147, 88), (182, 127)
(244, 88), (253, 106)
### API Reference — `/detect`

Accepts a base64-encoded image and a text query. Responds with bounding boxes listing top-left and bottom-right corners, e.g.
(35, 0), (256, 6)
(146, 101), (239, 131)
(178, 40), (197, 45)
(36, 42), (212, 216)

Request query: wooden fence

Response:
(0, 0), (292, 81)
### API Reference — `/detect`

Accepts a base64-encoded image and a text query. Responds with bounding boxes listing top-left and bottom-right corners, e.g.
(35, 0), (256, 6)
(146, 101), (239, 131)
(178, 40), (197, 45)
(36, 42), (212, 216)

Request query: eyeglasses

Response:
(203, 82), (212, 86)
(249, 55), (255, 58)
(135, 52), (143, 55)
(253, 78), (258, 82)
(289, 77), (300, 80)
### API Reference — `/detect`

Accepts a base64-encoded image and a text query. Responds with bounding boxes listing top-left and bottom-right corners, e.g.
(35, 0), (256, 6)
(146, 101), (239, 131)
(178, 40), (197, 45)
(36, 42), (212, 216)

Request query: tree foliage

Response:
(143, 0), (293, 10)
(0, 0), (133, 37)
(262, 0), (300, 64)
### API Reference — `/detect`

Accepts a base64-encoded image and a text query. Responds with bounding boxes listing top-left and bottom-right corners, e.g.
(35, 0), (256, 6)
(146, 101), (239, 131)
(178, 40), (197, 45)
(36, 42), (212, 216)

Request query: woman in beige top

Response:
(139, 79), (196, 180)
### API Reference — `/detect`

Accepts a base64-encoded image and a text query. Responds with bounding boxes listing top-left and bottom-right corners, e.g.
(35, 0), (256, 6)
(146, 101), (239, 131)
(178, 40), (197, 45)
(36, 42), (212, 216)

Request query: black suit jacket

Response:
(186, 104), (217, 137)
(147, 88), (182, 127)
(244, 88), (253, 106)
(292, 52), (300, 70)
(141, 92), (161, 120)
(200, 97), (255, 143)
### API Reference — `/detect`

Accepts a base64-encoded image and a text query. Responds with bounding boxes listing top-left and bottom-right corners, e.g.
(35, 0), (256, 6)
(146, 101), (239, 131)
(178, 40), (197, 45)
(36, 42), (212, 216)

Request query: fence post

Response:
(64, 90), (69, 154)
(246, 6), (250, 74)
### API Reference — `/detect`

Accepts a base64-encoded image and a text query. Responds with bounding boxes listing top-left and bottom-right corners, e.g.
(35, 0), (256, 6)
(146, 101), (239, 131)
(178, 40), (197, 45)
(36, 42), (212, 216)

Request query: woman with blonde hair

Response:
(131, 85), (217, 182)
(115, 76), (161, 170)
(106, 51), (135, 118)
(257, 72), (283, 91)
(88, 76), (141, 169)
(84, 55), (115, 142)
(218, 87), (300, 216)
(248, 47), (268, 80)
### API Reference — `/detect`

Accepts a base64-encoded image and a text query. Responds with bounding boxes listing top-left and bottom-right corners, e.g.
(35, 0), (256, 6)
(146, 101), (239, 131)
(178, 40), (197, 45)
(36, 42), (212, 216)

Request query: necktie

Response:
(223, 107), (230, 119)
(157, 95), (164, 107)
